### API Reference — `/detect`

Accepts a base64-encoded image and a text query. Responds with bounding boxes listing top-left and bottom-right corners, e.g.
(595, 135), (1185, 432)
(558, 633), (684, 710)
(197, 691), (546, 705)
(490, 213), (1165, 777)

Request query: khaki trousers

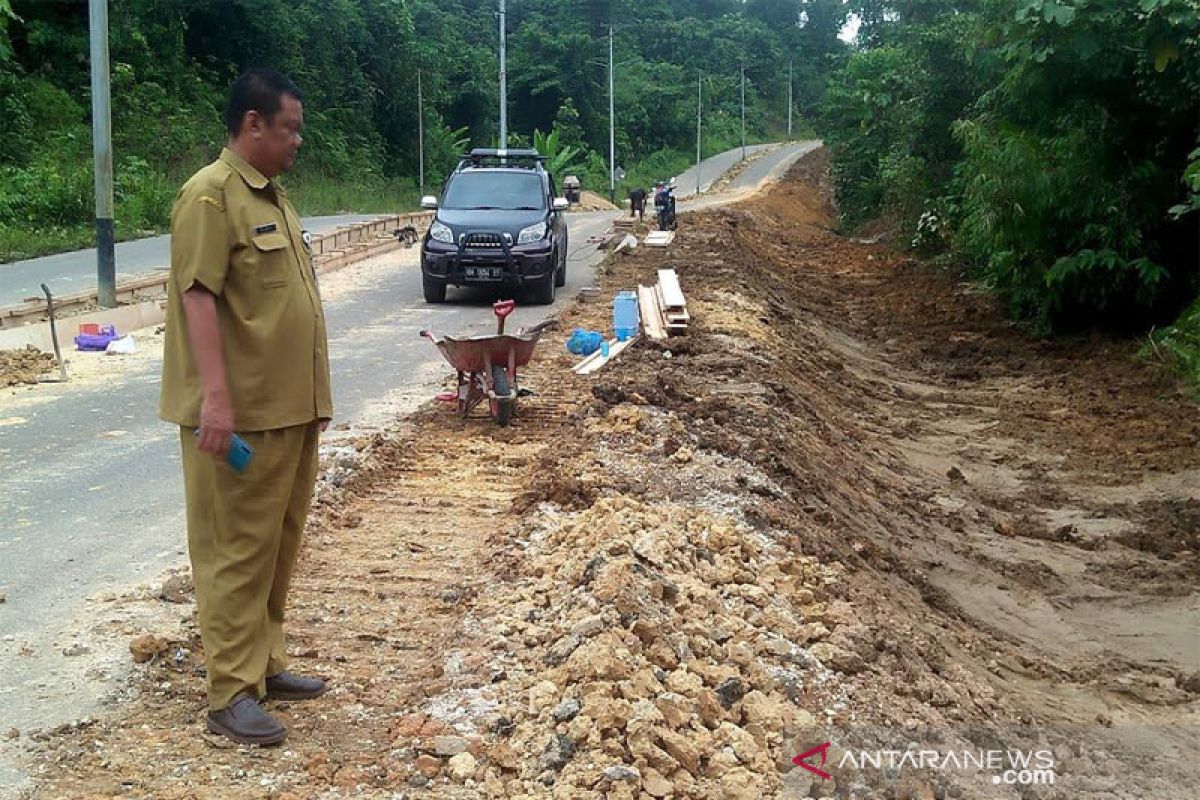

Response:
(179, 422), (320, 711)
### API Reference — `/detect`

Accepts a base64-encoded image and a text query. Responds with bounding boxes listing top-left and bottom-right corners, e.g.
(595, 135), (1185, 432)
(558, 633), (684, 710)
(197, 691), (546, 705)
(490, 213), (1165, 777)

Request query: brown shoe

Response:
(206, 693), (287, 746)
(265, 670), (327, 701)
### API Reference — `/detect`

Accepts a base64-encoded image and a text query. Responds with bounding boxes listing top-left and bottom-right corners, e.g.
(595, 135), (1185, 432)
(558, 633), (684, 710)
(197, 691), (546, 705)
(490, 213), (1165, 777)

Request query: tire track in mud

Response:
(23, 387), (578, 799)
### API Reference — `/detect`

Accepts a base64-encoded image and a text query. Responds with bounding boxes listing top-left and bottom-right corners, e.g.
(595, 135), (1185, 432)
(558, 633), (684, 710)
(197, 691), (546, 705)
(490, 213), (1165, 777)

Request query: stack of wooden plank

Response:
(637, 286), (667, 340)
(637, 269), (690, 340)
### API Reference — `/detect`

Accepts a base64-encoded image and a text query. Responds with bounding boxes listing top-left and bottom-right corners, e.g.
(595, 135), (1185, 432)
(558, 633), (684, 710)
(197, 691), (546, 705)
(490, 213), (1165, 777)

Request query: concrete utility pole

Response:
(740, 63), (747, 162)
(88, 0), (115, 308)
(608, 25), (616, 205)
(417, 68), (425, 194)
(696, 73), (702, 196)
(788, 61), (793, 140)
(498, 0), (507, 148)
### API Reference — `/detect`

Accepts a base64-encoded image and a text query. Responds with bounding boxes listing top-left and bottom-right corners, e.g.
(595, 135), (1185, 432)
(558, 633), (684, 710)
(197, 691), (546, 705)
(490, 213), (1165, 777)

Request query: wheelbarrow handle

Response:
(493, 299), (516, 334)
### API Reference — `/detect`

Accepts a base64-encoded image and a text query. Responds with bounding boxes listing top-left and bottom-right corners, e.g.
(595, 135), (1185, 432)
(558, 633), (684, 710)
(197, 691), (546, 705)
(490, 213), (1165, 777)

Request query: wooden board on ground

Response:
(638, 286), (668, 340)
(657, 269), (687, 309)
(644, 231), (676, 247)
(573, 336), (639, 375)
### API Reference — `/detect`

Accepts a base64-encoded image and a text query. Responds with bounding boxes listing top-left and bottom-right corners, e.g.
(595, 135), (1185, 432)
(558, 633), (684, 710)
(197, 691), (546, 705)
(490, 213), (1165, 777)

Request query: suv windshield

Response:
(442, 171), (545, 211)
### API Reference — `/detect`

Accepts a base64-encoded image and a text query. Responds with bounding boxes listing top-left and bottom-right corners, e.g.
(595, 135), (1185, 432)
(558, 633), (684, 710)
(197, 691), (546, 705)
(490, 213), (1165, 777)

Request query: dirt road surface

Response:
(14, 150), (1198, 800)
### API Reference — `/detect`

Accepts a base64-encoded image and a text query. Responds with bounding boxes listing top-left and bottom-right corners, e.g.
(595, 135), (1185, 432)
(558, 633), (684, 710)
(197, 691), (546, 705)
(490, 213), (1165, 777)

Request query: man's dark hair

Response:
(224, 68), (304, 136)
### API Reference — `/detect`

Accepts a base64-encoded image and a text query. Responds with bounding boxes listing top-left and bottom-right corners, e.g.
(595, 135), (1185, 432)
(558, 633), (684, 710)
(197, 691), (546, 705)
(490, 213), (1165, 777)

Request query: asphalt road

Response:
(674, 142), (777, 199)
(0, 141), (818, 792)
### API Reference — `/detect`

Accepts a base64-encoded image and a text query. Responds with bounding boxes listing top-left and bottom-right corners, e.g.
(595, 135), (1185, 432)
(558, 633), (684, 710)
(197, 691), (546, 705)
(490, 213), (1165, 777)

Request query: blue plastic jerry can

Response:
(613, 291), (640, 341)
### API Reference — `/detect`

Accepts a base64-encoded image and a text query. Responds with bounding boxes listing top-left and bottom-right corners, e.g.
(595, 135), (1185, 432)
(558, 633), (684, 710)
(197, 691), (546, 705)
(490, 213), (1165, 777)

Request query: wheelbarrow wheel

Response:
(490, 366), (514, 427)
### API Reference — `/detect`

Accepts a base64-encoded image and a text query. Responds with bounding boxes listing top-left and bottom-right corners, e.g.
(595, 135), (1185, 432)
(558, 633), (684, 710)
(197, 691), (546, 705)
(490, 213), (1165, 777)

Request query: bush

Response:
(819, 0), (1200, 333)
(1146, 298), (1200, 392)
(953, 113), (1172, 328)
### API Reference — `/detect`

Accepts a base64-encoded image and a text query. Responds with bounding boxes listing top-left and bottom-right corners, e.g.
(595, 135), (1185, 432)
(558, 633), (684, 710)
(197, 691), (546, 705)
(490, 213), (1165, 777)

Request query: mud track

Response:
(23, 150), (1198, 800)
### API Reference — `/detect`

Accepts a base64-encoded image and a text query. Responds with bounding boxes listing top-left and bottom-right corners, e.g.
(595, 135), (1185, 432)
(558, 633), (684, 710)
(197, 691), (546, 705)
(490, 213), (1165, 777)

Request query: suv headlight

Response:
(429, 220), (454, 243)
(517, 222), (547, 244)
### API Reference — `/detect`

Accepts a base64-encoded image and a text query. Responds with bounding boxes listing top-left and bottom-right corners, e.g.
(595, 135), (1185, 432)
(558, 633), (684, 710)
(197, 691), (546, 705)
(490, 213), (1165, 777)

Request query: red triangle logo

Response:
(792, 741), (832, 780)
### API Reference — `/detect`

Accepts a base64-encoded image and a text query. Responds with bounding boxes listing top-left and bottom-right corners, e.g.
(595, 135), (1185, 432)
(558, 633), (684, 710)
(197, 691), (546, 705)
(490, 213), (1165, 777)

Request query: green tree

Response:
(821, 0), (1200, 330)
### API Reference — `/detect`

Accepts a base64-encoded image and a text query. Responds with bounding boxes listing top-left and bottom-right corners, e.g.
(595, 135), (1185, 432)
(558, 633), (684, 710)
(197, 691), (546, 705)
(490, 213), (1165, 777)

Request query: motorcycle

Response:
(654, 182), (677, 231)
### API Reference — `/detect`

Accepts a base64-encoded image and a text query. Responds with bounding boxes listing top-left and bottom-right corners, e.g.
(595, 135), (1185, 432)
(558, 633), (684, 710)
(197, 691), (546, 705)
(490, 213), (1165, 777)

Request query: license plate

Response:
(465, 266), (503, 281)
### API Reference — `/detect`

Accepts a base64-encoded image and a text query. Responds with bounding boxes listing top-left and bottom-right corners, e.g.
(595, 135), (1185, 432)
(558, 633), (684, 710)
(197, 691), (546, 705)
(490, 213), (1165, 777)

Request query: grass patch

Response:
(615, 149), (695, 198)
(1145, 299), (1200, 394)
(0, 224), (95, 263)
(284, 173), (421, 217)
(0, 170), (423, 265)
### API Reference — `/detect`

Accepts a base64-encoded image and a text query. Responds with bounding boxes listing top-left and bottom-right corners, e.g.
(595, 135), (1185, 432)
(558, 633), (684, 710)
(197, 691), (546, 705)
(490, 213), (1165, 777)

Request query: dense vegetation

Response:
(819, 0), (1200, 367)
(0, 0), (836, 261)
(2, 1), (1197, 384)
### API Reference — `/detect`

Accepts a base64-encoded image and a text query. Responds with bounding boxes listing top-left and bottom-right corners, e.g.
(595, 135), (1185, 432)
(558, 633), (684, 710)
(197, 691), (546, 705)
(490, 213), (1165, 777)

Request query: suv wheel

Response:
(423, 274), (447, 303)
(530, 269), (556, 305)
(554, 247), (566, 288)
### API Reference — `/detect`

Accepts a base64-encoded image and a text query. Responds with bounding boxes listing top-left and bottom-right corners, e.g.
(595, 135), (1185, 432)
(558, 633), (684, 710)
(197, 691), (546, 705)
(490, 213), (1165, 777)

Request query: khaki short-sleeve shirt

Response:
(159, 148), (333, 431)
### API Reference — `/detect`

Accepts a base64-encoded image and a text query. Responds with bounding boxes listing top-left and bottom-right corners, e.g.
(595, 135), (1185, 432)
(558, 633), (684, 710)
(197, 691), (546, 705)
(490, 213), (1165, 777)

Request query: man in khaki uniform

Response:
(159, 69), (333, 746)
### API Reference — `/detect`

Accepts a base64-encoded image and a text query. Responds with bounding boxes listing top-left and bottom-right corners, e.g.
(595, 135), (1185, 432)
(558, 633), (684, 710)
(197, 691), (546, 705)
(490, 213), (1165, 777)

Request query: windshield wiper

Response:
(469, 206), (499, 210)
(512, 206), (542, 211)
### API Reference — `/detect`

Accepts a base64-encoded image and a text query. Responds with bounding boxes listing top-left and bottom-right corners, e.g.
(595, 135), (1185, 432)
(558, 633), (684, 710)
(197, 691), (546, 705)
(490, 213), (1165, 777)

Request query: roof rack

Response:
(458, 148), (546, 169)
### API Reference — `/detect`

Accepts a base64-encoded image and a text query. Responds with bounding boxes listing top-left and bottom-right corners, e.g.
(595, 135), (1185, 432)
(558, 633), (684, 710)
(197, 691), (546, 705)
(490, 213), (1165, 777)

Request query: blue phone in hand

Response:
(194, 430), (255, 473)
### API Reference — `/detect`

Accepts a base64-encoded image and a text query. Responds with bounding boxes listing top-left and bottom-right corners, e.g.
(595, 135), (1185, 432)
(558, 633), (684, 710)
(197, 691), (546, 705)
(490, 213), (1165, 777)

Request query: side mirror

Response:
(420, 195), (438, 210)
(552, 197), (569, 212)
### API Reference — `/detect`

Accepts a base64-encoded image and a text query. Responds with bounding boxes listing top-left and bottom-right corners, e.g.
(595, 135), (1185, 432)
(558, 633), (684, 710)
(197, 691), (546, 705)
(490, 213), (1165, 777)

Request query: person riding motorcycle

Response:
(654, 178), (677, 231)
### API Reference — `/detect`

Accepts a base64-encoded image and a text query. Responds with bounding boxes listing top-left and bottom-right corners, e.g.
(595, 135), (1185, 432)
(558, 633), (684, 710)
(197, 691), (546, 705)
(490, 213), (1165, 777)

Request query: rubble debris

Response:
(128, 634), (169, 664)
(0, 345), (55, 386)
(158, 572), (193, 603)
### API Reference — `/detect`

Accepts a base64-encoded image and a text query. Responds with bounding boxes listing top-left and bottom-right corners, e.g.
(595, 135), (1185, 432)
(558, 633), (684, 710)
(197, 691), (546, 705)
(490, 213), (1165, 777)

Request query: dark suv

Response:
(420, 149), (569, 305)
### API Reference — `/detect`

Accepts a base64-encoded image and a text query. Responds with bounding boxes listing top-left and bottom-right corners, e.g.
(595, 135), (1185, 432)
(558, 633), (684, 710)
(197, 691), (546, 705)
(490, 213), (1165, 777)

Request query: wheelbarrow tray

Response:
(426, 331), (543, 375)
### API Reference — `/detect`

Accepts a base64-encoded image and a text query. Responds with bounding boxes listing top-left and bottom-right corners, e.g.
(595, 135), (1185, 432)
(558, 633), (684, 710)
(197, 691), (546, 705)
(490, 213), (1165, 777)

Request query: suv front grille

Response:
(460, 232), (513, 248)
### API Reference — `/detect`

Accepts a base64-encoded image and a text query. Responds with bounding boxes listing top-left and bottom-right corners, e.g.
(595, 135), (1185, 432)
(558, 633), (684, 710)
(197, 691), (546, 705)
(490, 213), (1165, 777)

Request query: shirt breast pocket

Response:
(251, 232), (292, 288)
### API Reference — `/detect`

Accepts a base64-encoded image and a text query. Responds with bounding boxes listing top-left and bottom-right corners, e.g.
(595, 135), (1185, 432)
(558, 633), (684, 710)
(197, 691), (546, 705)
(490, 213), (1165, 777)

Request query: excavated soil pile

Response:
(24, 150), (1198, 800)
(0, 346), (55, 386)
(573, 192), (620, 212)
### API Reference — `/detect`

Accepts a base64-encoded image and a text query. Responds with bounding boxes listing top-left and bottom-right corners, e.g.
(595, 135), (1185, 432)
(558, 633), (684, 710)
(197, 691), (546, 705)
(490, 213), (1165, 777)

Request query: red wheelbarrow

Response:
(421, 300), (556, 426)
